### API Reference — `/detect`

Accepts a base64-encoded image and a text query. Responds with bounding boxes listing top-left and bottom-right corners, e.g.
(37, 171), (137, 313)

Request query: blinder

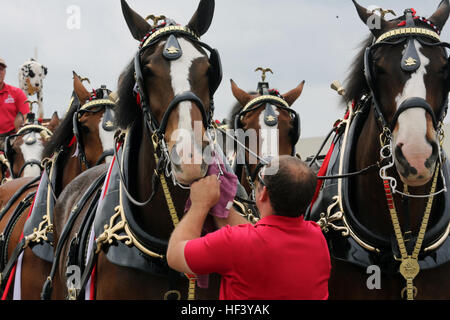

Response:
(234, 95), (301, 149)
(72, 91), (117, 168)
(364, 9), (450, 132)
(133, 23), (223, 138)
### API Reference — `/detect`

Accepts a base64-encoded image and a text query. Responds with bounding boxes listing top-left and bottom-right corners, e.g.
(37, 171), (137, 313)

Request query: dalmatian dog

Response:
(18, 58), (48, 119)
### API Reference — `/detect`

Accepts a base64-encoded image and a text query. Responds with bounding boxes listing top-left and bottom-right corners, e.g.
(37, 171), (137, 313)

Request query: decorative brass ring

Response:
(164, 290), (181, 300)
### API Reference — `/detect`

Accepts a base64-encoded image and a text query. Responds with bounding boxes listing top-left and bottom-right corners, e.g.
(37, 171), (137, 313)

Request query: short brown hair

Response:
(262, 156), (317, 217)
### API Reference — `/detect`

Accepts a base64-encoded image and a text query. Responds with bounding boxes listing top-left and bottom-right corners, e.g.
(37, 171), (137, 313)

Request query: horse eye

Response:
(80, 125), (90, 134)
(143, 66), (154, 77)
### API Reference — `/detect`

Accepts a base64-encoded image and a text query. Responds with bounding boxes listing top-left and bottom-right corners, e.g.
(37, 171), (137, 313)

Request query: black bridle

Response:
(116, 22), (223, 206)
(364, 9), (450, 136)
(133, 23), (222, 141)
(5, 123), (53, 179)
(72, 89), (117, 169)
(233, 83), (300, 187)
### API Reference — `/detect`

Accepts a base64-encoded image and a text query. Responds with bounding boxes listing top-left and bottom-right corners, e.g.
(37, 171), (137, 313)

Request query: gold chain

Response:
(383, 164), (440, 300)
(152, 134), (196, 301)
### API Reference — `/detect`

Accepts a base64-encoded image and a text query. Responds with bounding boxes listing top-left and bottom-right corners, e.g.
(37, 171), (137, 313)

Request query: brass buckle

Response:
(164, 290), (181, 300)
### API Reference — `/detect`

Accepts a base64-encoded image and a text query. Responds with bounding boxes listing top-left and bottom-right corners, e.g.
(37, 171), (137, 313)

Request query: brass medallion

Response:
(166, 46), (179, 55)
(399, 258), (420, 280)
(404, 57), (417, 66)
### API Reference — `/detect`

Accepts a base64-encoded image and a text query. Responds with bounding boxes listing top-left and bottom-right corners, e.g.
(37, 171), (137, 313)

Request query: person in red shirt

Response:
(167, 155), (331, 300)
(0, 58), (30, 148)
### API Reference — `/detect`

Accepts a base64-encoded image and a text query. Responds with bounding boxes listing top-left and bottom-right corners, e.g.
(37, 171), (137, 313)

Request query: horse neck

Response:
(133, 118), (189, 240)
(59, 145), (83, 195)
(354, 107), (433, 237)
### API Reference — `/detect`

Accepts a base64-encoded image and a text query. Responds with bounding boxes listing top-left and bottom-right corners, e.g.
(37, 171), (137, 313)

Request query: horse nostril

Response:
(397, 142), (404, 149)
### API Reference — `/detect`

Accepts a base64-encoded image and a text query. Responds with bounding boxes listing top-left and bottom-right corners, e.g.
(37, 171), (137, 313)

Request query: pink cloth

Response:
(184, 154), (238, 288)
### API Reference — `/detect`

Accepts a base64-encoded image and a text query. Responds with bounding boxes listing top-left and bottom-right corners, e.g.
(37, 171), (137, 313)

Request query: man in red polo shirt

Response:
(167, 156), (331, 300)
(0, 58), (30, 148)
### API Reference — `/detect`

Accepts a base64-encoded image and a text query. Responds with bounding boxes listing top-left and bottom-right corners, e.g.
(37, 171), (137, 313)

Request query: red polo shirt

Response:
(185, 215), (331, 300)
(0, 84), (29, 134)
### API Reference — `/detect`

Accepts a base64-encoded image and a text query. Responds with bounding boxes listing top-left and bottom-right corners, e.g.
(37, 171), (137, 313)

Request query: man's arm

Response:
(214, 207), (251, 229)
(167, 175), (220, 275)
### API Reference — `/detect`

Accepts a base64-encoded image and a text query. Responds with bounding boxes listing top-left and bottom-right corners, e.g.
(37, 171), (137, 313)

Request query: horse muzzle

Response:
(392, 97), (440, 186)
(169, 138), (208, 186)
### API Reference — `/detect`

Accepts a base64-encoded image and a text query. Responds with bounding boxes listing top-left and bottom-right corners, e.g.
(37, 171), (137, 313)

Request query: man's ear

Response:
(258, 186), (270, 203)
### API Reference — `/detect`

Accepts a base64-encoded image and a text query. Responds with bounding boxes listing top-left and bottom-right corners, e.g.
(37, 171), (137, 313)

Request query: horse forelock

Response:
(343, 34), (374, 106)
(116, 59), (141, 130)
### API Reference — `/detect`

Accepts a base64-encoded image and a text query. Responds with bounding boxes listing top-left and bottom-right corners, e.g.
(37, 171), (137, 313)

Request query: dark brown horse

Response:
(0, 73), (116, 300)
(50, 0), (234, 300)
(227, 78), (304, 198)
(308, 0), (450, 300)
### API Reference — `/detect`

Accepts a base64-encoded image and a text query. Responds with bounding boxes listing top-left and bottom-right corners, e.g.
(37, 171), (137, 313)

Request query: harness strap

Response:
(152, 135), (196, 301)
(0, 238), (26, 296)
(383, 163), (440, 300)
(0, 176), (40, 222)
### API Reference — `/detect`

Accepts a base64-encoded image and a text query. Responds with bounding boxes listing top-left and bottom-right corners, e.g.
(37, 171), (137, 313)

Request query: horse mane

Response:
(116, 59), (141, 130)
(42, 95), (79, 158)
(227, 91), (257, 129)
(343, 34), (375, 105)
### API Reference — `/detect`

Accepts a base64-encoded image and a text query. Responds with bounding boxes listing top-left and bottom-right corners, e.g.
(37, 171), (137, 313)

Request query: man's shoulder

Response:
(8, 84), (26, 96)
(204, 223), (254, 244)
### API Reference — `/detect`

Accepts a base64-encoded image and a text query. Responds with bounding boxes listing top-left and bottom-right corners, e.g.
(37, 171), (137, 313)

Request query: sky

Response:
(1, 0), (448, 138)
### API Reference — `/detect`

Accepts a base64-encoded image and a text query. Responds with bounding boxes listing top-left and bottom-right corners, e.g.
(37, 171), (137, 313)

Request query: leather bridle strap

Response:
(16, 159), (43, 178)
(156, 91), (211, 138)
(391, 97), (438, 131)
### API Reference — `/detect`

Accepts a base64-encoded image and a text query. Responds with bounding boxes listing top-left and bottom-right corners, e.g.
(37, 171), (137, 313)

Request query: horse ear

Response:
(187, 0), (215, 37)
(282, 81), (305, 107)
(231, 80), (253, 107)
(73, 71), (90, 105)
(14, 112), (24, 132)
(352, 0), (391, 38)
(429, 0), (450, 31)
(48, 112), (60, 131)
(121, 0), (151, 41)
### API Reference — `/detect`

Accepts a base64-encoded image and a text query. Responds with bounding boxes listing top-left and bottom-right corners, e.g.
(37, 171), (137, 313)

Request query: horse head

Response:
(72, 72), (117, 167)
(5, 112), (59, 178)
(353, 0), (450, 187)
(120, 0), (221, 186)
(230, 79), (304, 181)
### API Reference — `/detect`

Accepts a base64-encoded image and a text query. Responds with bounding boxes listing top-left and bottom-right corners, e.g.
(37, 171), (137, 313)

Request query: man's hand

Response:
(190, 175), (221, 212)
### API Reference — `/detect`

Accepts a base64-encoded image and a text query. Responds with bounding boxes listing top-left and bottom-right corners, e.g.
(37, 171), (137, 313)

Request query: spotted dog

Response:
(18, 58), (48, 119)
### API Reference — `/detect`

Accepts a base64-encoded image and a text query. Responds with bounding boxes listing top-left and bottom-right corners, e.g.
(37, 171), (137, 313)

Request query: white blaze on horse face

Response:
(258, 110), (280, 159)
(98, 114), (115, 165)
(169, 38), (205, 166)
(394, 41), (433, 179)
(20, 133), (44, 177)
